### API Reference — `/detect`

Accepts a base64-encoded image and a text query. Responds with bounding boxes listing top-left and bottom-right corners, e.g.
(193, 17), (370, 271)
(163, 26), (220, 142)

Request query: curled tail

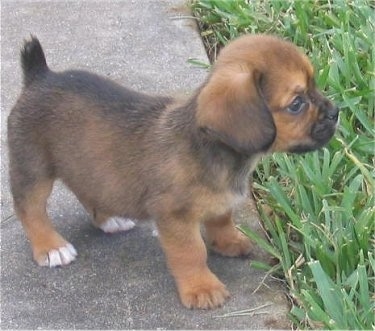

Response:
(21, 36), (48, 87)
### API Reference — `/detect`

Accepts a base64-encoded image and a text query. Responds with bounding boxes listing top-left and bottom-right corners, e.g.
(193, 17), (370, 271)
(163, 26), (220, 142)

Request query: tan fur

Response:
(8, 34), (338, 309)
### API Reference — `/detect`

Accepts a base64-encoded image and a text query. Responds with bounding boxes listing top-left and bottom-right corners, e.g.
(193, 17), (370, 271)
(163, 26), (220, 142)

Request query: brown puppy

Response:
(8, 35), (338, 309)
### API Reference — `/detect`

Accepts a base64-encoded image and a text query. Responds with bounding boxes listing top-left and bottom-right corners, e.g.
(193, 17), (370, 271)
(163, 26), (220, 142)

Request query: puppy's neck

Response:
(196, 139), (260, 195)
(166, 96), (260, 195)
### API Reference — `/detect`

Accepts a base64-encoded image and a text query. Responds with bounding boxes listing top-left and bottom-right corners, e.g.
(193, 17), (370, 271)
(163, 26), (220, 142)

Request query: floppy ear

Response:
(196, 69), (276, 155)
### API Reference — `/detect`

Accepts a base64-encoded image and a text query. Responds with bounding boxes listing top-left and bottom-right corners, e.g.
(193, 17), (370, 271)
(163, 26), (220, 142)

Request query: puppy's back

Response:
(12, 37), (172, 133)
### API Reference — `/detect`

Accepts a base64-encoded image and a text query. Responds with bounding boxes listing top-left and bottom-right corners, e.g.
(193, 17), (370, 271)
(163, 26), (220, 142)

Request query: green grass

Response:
(191, 0), (374, 329)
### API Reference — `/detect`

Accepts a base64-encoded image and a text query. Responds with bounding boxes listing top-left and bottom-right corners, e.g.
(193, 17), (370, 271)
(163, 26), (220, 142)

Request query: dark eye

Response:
(287, 96), (307, 114)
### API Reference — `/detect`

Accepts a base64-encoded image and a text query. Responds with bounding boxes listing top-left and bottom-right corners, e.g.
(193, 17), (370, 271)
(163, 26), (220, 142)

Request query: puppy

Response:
(8, 35), (339, 309)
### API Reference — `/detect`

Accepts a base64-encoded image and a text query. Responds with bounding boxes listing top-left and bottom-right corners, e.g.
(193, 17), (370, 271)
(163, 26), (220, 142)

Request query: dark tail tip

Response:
(21, 35), (48, 86)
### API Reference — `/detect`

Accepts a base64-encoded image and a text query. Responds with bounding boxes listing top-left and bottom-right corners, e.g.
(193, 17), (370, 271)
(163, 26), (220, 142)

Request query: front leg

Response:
(205, 211), (252, 257)
(157, 218), (229, 309)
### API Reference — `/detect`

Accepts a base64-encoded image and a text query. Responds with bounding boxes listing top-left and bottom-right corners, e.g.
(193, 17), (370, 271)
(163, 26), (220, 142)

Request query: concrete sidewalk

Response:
(1, 1), (289, 329)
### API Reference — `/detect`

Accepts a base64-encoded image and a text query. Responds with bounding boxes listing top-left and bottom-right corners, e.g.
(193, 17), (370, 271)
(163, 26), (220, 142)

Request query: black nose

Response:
(319, 96), (339, 122)
(326, 106), (339, 121)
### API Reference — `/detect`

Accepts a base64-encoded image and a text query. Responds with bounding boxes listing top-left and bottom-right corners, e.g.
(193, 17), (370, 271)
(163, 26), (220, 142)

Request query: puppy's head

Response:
(196, 34), (339, 155)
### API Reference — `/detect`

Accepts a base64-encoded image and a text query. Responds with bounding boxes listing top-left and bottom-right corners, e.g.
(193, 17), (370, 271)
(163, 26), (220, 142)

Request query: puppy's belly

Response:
(60, 173), (151, 221)
(54, 142), (249, 224)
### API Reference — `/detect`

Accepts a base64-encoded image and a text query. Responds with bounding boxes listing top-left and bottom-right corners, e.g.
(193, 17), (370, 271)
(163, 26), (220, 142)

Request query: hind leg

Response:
(12, 178), (77, 267)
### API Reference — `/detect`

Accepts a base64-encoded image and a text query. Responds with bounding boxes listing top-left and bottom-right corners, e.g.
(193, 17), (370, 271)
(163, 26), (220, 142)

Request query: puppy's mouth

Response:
(289, 105), (340, 154)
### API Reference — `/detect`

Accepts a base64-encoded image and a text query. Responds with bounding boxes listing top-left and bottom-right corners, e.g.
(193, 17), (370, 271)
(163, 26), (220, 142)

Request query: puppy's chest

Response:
(192, 171), (252, 220)
(196, 154), (261, 219)
(199, 189), (247, 220)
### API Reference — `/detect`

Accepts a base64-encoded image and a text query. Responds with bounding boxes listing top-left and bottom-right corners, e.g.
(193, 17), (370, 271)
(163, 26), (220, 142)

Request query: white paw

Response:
(39, 243), (78, 267)
(99, 217), (136, 234)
